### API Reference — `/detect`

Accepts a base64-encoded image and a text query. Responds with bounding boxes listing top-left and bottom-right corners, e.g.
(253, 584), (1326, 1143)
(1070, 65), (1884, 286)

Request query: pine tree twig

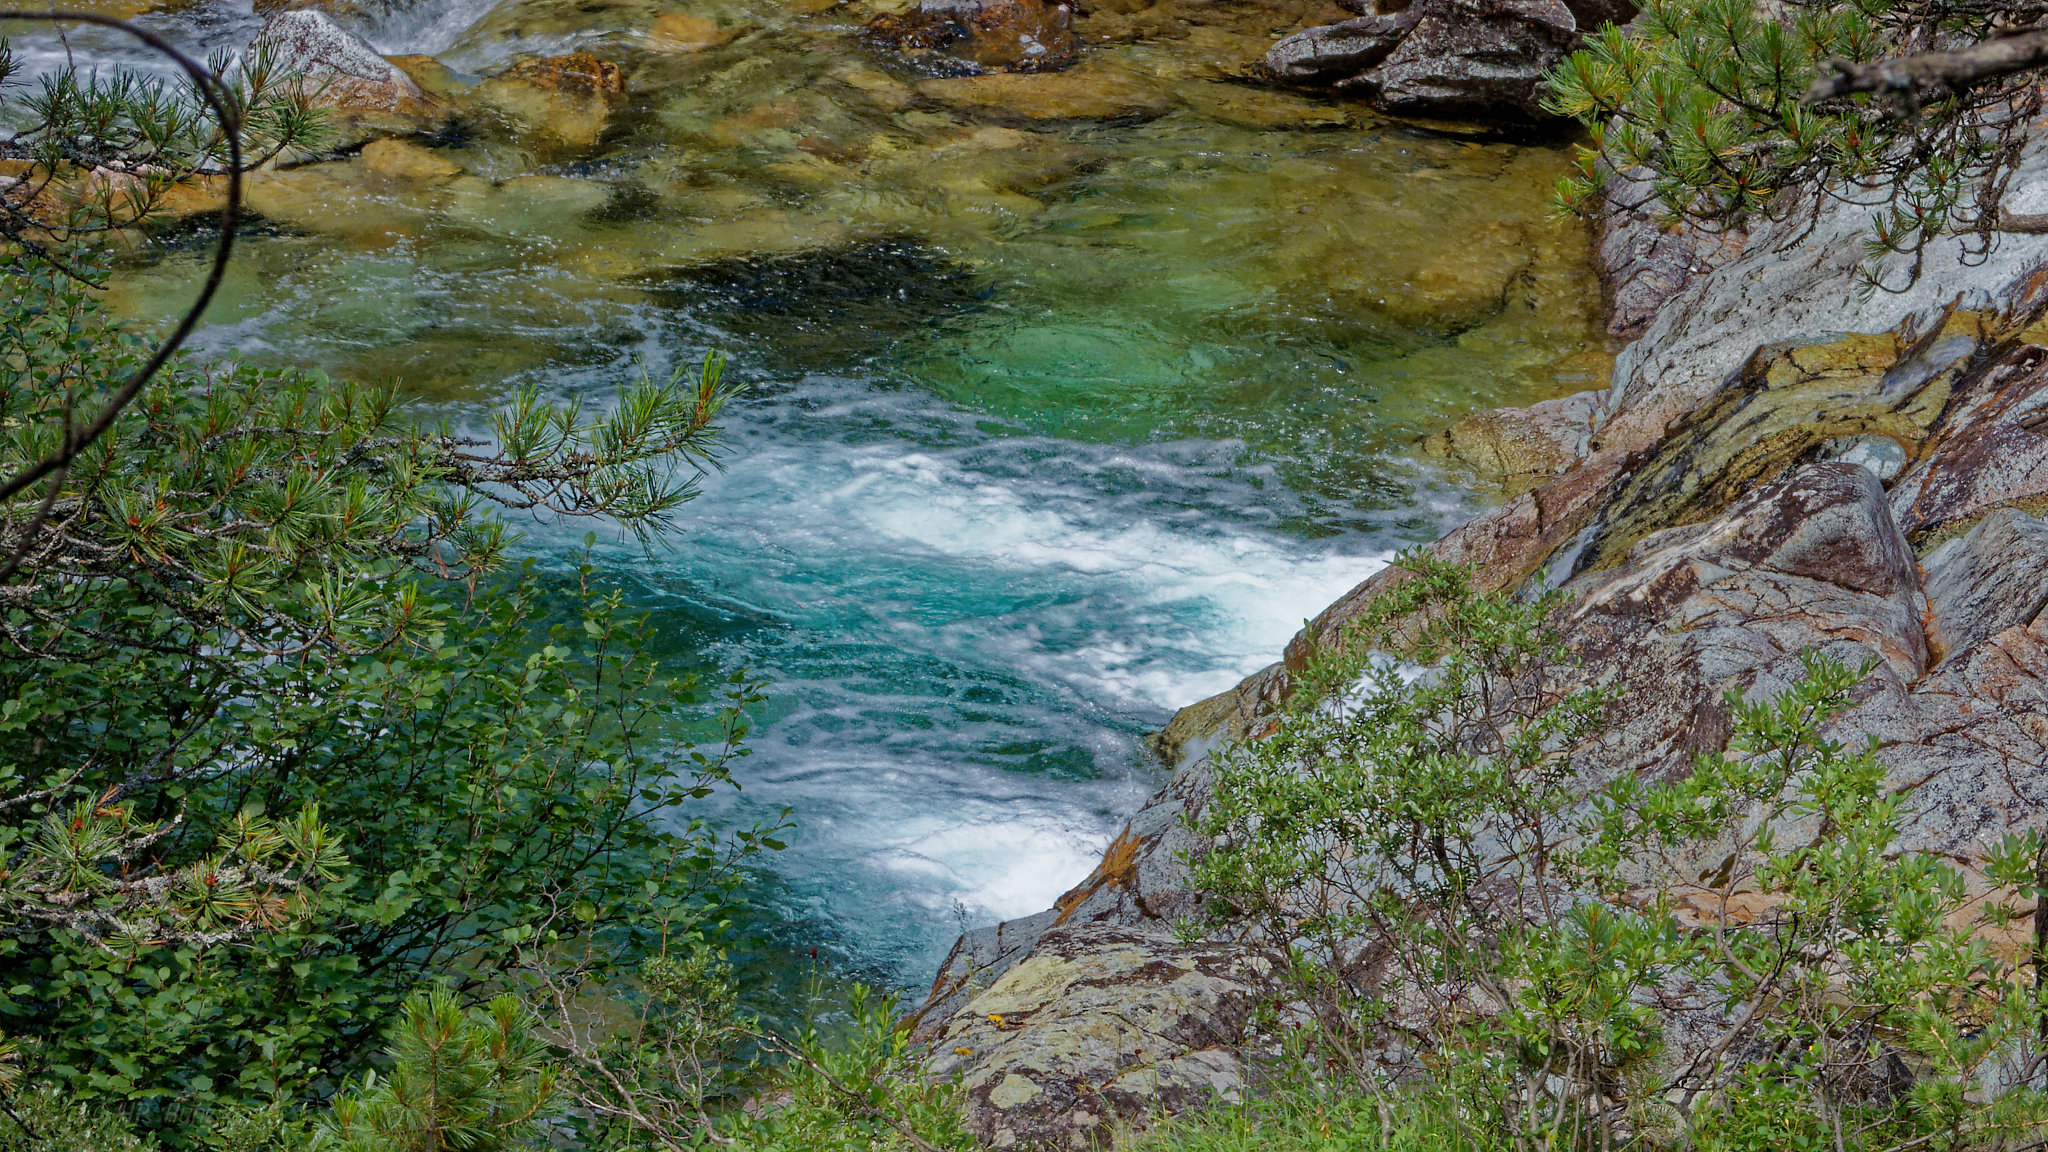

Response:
(0, 10), (242, 509)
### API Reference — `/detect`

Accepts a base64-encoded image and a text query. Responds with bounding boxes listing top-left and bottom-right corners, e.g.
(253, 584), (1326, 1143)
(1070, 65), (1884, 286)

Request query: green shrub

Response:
(536, 950), (972, 1152)
(0, 1083), (159, 1152)
(0, 244), (773, 1140)
(1184, 553), (2048, 1150)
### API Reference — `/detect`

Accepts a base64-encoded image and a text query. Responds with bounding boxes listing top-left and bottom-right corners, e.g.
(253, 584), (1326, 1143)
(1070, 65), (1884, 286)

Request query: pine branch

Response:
(1806, 29), (2048, 101)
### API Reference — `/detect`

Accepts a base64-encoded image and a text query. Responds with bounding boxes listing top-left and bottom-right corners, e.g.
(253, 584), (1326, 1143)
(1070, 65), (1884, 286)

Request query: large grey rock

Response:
(1556, 462), (1930, 787)
(1920, 507), (2048, 663)
(1596, 142), (2048, 463)
(1569, 324), (1975, 572)
(1595, 169), (1747, 342)
(1261, 11), (1419, 83)
(1263, 0), (1579, 122)
(1877, 617), (2048, 862)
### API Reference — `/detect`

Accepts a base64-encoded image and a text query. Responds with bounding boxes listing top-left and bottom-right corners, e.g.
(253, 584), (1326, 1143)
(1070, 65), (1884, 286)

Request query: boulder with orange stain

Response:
(867, 0), (1080, 74)
(467, 53), (628, 153)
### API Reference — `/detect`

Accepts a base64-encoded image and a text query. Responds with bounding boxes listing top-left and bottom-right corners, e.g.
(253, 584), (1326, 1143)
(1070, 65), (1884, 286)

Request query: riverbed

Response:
(9, 0), (1610, 988)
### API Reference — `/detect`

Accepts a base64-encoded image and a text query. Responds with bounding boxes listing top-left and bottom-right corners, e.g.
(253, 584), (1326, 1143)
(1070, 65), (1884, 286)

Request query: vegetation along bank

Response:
(6, 0), (2048, 1148)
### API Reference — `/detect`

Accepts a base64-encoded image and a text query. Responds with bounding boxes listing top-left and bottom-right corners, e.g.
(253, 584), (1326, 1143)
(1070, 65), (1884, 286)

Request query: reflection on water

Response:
(25, 0), (1610, 985)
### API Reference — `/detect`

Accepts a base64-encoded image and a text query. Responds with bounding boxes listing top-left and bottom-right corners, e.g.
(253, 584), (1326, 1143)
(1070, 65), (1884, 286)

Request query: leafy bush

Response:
(1185, 553), (2048, 1150)
(719, 985), (974, 1152)
(535, 940), (971, 1152)
(0, 240), (775, 1139)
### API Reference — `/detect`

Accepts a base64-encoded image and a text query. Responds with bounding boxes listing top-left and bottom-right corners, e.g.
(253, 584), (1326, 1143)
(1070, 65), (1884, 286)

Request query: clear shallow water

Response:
(17, 0), (1610, 986)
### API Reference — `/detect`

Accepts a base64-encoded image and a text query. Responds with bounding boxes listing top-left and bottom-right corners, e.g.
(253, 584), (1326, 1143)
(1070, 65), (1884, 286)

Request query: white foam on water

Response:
(361, 0), (509, 56)
(693, 414), (1392, 714)
(767, 752), (1142, 930)
(652, 381), (1411, 978)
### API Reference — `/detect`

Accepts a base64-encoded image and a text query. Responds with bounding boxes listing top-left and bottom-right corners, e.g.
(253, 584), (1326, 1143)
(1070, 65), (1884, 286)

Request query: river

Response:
(8, 0), (1609, 989)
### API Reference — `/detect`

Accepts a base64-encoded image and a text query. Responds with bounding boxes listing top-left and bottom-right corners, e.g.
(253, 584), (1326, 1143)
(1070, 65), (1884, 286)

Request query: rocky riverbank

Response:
(904, 106), (2048, 1152)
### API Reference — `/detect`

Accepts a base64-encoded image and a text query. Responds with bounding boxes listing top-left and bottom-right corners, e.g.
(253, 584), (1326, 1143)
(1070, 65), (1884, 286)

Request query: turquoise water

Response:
(26, 0), (1610, 987)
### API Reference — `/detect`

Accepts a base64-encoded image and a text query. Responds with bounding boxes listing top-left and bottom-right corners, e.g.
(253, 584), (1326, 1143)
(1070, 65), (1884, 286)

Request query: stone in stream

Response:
(915, 62), (1174, 121)
(257, 10), (436, 119)
(360, 137), (462, 181)
(866, 0), (1081, 74)
(1070, 1), (1184, 46)
(1261, 10), (1420, 82)
(384, 53), (472, 103)
(1345, 0), (1578, 122)
(643, 13), (735, 53)
(1263, 0), (1634, 122)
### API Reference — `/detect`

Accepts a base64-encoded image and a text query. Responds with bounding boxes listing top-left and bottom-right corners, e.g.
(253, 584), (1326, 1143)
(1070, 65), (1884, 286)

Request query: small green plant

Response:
(0, 1082), (160, 1152)
(723, 985), (973, 1152)
(316, 989), (557, 1152)
(1185, 554), (2048, 1151)
(536, 947), (973, 1152)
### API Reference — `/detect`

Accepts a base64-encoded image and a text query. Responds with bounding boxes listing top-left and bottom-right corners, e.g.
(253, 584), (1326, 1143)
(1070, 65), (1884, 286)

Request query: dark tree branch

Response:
(1807, 29), (2048, 102)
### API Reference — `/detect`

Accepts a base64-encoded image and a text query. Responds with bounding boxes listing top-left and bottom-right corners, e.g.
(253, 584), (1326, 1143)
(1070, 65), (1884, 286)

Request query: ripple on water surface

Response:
(43, 0), (1613, 985)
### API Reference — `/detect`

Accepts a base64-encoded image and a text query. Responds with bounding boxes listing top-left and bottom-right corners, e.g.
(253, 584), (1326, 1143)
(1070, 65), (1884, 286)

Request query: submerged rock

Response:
(495, 52), (627, 96)
(1264, 0), (1582, 122)
(1071, 1), (1184, 44)
(644, 12), (735, 53)
(915, 62), (1173, 121)
(866, 0), (1081, 74)
(361, 137), (462, 180)
(467, 53), (628, 152)
(384, 53), (471, 102)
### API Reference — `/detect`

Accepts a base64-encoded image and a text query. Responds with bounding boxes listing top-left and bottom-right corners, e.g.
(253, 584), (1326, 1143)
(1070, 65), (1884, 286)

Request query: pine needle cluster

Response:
(1546, 0), (2043, 288)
